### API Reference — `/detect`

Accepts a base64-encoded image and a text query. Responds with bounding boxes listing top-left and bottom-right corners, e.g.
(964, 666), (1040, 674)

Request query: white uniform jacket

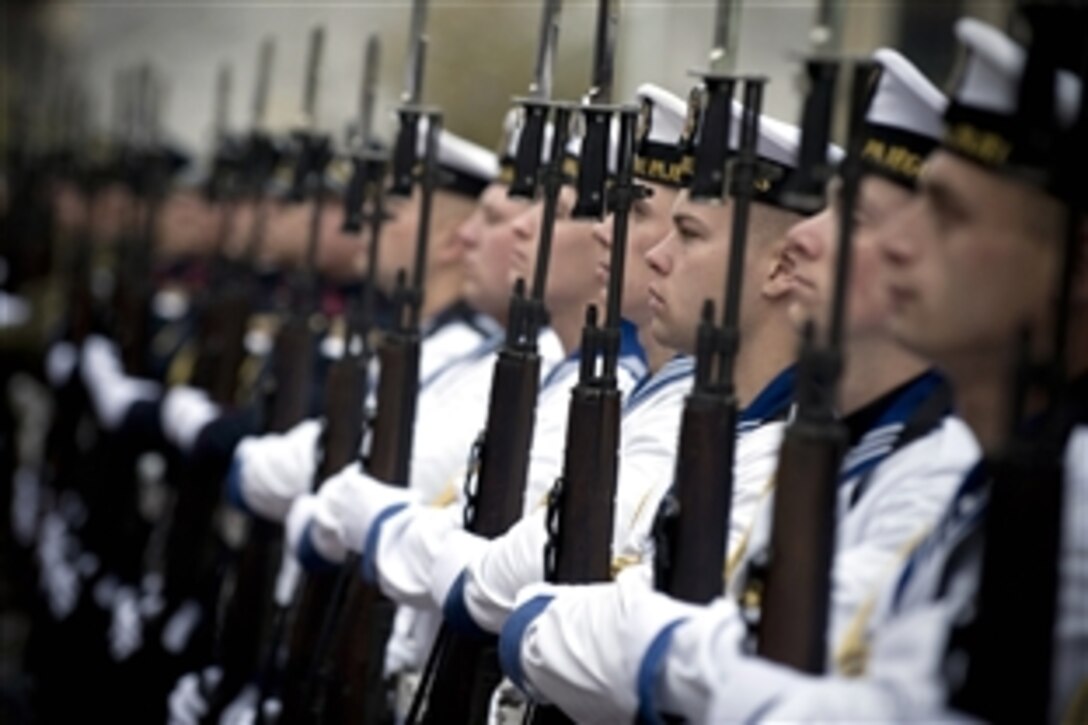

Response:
(438, 355), (694, 639)
(228, 307), (506, 520)
(500, 373), (986, 724)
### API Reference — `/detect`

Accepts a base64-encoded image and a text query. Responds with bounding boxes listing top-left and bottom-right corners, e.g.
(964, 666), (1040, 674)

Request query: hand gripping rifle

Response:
(527, 104), (647, 725)
(946, 8), (1088, 721)
(157, 40), (279, 619)
(571, 0), (618, 219)
(201, 27), (330, 720)
(299, 10), (439, 717)
(405, 104), (573, 725)
(507, 0), (562, 199)
(267, 35), (390, 725)
(751, 60), (876, 673)
(651, 79), (763, 619)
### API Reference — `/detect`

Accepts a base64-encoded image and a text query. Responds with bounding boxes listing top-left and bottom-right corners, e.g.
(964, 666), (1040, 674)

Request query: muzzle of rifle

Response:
(689, 74), (738, 202)
(508, 100), (551, 199)
(390, 107), (421, 197)
(571, 105), (613, 219)
(781, 59), (839, 214)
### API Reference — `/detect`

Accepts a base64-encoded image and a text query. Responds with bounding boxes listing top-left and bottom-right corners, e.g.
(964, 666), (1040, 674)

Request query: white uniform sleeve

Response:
(448, 507), (548, 636)
(300, 465), (419, 567)
(229, 419), (322, 522)
(369, 502), (482, 609)
(829, 419), (975, 650)
(81, 335), (162, 430)
(161, 386), (223, 454)
(501, 567), (699, 725)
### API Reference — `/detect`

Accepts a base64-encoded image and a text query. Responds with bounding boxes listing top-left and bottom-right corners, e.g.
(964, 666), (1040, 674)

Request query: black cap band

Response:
(860, 122), (938, 189)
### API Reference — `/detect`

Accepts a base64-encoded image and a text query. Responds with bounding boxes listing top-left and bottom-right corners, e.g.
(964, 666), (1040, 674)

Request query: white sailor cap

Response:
(859, 48), (947, 188)
(707, 96), (842, 211)
(633, 83), (692, 187)
(942, 17), (1082, 194)
(415, 116), (499, 197)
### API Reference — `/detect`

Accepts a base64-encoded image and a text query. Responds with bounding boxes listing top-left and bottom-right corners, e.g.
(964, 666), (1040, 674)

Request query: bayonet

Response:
(358, 34), (380, 148)
(343, 34), (383, 233)
(252, 38), (275, 131)
(587, 0), (617, 104)
(214, 64), (232, 145)
(402, 0), (429, 106)
(529, 0), (562, 100)
(302, 26), (325, 132)
(708, 0), (740, 74)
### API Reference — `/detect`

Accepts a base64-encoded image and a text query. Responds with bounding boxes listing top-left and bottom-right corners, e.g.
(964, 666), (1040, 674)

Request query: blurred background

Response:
(4, 0), (1016, 164)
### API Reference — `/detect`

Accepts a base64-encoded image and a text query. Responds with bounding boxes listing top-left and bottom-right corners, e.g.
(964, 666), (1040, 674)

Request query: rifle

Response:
(312, 113), (441, 725)
(526, 104), (646, 725)
(201, 27), (330, 720)
(651, 77), (765, 616)
(945, 8), (1087, 721)
(507, 0), (562, 199)
(267, 34), (389, 724)
(156, 40), (281, 625)
(291, 6), (436, 719)
(752, 60), (875, 673)
(571, 0), (617, 219)
(405, 102), (572, 725)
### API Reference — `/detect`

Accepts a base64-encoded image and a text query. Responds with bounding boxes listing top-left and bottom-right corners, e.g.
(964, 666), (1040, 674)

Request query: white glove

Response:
(161, 386), (222, 454)
(108, 585), (144, 661)
(502, 567), (702, 724)
(314, 463), (418, 559)
(0, 290), (30, 327)
(220, 684), (258, 725)
(450, 509), (547, 635)
(167, 666), (221, 725)
(46, 340), (78, 387)
(232, 419), (322, 522)
(162, 599), (204, 655)
(286, 494), (345, 567)
(81, 335), (161, 430)
(11, 465), (41, 547)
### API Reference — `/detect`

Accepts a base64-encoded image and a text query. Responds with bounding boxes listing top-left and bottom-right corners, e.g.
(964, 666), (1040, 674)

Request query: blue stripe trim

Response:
(740, 366), (795, 425)
(619, 319), (649, 373)
(298, 521), (338, 572)
(360, 502), (409, 585)
(626, 356), (695, 412)
(636, 618), (688, 725)
(442, 570), (494, 642)
(225, 456), (252, 515)
(838, 371), (946, 487)
(420, 334), (503, 391)
(499, 594), (555, 693)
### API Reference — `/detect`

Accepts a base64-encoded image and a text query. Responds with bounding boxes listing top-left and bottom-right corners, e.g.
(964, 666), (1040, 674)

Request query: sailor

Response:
(496, 46), (985, 724)
(278, 98), (648, 695)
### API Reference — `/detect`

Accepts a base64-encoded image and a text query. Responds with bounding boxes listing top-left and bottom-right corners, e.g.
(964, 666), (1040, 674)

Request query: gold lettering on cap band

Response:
(944, 121), (1013, 167)
(861, 139), (925, 180)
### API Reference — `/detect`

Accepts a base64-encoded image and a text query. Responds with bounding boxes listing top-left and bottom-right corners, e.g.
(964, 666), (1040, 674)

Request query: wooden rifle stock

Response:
(654, 384), (737, 604)
(408, 322), (542, 725)
(204, 313), (316, 719)
(754, 61), (873, 673)
(753, 343), (845, 672)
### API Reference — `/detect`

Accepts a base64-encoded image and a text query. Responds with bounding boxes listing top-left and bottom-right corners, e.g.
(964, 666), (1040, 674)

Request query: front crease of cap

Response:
(634, 83), (694, 189)
(859, 48), (948, 190)
(414, 115), (499, 198)
(941, 16), (1082, 197)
